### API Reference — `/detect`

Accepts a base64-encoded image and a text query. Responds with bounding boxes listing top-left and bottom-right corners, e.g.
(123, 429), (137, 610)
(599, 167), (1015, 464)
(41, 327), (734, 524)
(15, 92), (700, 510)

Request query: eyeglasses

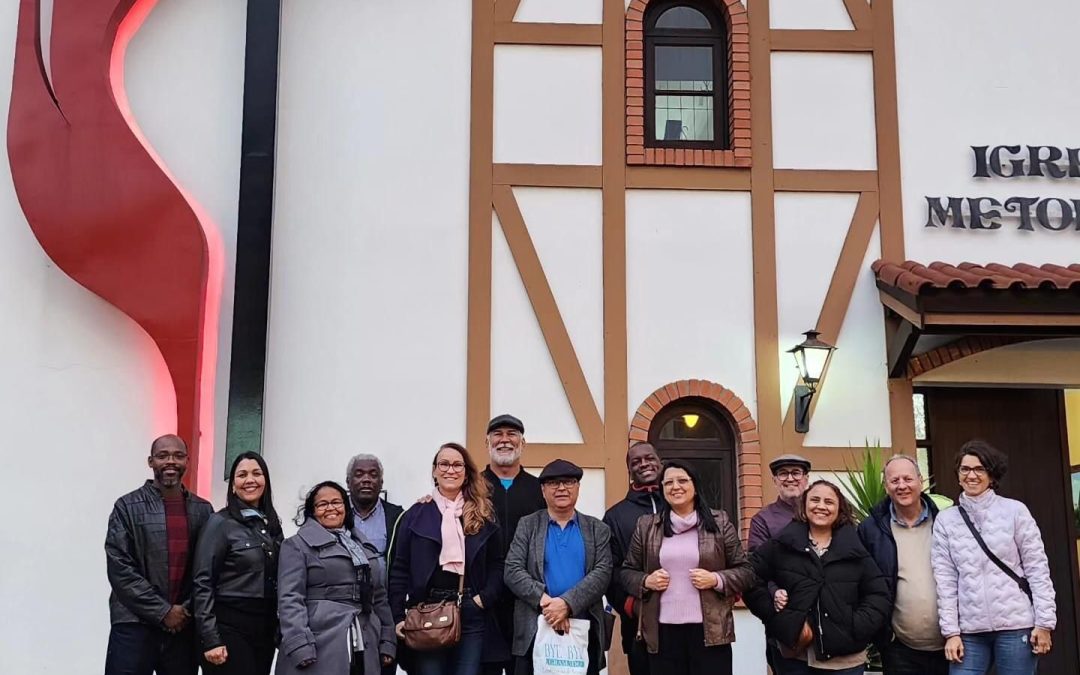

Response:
(958, 466), (987, 477)
(775, 470), (806, 480)
(436, 461), (466, 473)
(543, 479), (579, 489)
(314, 499), (345, 512)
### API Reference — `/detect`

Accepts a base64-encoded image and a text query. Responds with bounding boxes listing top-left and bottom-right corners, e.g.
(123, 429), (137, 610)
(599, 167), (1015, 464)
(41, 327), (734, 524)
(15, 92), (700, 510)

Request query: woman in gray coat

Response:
(277, 481), (396, 675)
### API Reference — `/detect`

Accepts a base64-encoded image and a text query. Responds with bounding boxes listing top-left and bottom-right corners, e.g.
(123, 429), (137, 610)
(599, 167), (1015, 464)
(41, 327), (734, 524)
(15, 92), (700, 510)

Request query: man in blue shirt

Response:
(504, 459), (613, 675)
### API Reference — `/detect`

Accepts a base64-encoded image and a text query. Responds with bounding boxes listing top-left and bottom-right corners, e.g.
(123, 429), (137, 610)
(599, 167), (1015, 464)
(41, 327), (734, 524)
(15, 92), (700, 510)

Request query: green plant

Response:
(841, 441), (888, 522)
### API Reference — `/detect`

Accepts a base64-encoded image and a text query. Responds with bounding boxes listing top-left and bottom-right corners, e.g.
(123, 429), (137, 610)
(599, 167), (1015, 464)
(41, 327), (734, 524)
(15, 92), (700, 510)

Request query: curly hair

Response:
(796, 479), (856, 529)
(434, 443), (494, 535)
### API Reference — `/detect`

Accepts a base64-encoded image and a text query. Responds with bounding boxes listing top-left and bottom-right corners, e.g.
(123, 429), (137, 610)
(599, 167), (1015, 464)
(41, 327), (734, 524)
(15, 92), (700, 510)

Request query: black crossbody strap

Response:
(957, 505), (1033, 603)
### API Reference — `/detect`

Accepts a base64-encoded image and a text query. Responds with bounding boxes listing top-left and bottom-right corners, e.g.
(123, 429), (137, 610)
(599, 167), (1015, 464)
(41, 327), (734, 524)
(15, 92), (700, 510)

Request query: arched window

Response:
(649, 397), (739, 521)
(644, 1), (728, 149)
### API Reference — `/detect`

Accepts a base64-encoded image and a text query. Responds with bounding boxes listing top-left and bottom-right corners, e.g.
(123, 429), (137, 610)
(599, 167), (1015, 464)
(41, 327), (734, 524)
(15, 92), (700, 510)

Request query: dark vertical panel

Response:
(225, 0), (282, 475)
(924, 387), (1080, 673)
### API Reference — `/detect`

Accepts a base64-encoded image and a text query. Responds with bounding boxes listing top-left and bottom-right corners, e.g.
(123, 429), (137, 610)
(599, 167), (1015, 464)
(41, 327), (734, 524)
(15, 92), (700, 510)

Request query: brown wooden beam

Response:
(494, 22), (604, 46)
(626, 166), (751, 191)
(493, 163), (603, 188)
(771, 29), (873, 52)
(774, 169), (878, 193)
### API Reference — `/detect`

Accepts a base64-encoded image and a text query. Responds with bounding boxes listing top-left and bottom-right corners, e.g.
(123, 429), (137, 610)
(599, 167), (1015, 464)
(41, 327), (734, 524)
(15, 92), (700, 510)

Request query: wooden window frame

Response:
(644, 1), (729, 151)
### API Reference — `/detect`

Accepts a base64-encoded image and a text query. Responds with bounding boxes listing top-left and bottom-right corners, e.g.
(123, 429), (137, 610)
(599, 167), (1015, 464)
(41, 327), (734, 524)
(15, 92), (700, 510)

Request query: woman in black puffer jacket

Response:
(745, 480), (890, 675)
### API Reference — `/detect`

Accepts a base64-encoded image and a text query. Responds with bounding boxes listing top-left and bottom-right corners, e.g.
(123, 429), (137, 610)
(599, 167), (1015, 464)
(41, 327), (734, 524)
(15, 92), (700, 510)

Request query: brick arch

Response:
(906, 336), (1029, 378)
(625, 0), (751, 167)
(628, 379), (762, 539)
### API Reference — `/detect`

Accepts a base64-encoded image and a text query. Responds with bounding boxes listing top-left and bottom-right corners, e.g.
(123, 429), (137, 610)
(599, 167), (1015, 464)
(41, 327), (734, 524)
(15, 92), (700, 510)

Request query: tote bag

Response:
(532, 616), (590, 675)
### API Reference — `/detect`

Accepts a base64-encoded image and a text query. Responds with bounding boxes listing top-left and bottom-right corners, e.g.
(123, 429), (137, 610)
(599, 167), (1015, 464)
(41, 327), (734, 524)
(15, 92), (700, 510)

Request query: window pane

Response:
(655, 46), (713, 92)
(655, 6), (711, 29)
(916, 447), (931, 483)
(658, 413), (724, 440)
(913, 393), (927, 441)
(654, 95), (713, 141)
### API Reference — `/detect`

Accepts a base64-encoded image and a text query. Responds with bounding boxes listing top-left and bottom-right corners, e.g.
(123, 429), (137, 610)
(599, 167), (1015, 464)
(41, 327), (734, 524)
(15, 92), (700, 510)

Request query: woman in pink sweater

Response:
(618, 460), (754, 675)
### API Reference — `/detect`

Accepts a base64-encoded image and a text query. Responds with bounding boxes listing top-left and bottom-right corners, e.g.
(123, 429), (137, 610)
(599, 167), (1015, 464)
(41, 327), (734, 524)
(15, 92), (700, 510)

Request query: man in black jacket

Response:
(104, 434), (214, 675)
(857, 455), (947, 675)
(482, 414), (545, 675)
(602, 441), (662, 675)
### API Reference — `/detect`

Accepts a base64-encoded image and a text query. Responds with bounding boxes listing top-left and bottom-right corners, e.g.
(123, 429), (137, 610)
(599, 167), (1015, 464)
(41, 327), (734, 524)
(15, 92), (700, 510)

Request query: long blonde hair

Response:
(434, 443), (495, 535)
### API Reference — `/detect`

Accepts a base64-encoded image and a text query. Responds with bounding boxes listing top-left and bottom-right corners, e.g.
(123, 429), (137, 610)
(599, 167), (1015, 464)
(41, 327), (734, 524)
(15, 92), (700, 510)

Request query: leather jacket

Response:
(192, 509), (283, 648)
(105, 481), (214, 626)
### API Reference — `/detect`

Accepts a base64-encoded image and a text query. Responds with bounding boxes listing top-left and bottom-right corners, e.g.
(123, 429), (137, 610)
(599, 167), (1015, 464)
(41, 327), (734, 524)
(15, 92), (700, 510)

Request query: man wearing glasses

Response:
(504, 459), (612, 675)
(482, 414), (546, 675)
(747, 454), (811, 672)
(747, 454), (811, 552)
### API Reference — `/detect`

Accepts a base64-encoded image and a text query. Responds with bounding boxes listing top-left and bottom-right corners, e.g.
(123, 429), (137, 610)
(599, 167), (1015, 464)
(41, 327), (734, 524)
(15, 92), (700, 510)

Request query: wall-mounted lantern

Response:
(788, 330), (836, 434)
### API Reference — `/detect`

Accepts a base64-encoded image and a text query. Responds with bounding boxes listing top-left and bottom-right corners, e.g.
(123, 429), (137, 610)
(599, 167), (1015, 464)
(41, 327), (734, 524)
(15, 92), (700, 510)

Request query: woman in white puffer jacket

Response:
(930, 439), (1056, 675)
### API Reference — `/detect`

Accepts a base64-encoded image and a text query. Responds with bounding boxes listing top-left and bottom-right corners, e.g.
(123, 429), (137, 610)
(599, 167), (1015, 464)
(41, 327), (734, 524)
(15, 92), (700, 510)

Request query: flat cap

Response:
(486, 414), (524, 435)
(538, 459), (583, 483)
(768, 454), (811, 475)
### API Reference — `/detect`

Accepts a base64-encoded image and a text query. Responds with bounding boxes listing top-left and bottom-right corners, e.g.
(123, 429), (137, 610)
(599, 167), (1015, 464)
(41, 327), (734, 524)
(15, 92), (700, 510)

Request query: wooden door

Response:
(922, 387), (1080, 674)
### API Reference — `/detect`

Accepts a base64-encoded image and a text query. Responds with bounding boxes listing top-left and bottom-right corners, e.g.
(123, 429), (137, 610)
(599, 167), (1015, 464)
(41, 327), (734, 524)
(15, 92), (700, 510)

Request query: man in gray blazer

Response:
(504, 459), (613, 675)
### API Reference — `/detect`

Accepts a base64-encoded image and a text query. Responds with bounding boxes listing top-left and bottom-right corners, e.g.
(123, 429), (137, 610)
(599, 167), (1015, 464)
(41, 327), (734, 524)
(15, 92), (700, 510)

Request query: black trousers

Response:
(647, 623), (733, 675)
(880, 639), (949, 675)
(627, 639), (651, 675)
(104, 622), (198, 675)
(482, 598), (517, 675)
(199, 600), (277, 675)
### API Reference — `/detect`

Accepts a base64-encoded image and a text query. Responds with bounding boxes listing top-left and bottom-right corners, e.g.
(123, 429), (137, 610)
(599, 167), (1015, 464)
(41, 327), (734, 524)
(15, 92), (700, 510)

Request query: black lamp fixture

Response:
(788, 330), (836, 434)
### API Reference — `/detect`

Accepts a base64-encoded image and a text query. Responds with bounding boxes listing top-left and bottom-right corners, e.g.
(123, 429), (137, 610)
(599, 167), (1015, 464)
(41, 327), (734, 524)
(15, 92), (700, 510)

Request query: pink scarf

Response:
(432, 489), (466, 574)
(669, 510), (699, 534)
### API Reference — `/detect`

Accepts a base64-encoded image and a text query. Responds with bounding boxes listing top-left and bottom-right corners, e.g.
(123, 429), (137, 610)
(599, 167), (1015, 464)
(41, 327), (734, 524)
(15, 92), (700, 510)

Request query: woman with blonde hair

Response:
(388, 443), (508, 675)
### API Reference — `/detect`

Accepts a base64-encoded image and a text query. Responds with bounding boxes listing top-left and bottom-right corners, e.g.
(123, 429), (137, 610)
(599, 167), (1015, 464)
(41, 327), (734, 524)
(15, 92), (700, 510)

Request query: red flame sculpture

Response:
(8, 0), (223, 492)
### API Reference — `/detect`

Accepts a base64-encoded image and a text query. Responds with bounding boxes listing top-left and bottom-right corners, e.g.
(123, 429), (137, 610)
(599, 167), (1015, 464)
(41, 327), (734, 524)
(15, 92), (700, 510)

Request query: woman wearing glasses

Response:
(276, 481), (396, 675)
(388, 442), (508, 675)
(931, 440), (1056, 675)
(619, 460), (754, 675)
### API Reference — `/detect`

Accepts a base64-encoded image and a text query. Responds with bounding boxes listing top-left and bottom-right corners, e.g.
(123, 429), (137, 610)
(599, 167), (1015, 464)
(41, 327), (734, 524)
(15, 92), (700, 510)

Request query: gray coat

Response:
(276, 520), (396, 675)
(503, 509), (612, 666)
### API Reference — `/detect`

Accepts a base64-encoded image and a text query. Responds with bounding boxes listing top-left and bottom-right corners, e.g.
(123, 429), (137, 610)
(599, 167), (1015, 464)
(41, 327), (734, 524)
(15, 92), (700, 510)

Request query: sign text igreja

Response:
(925, 145), (1080, 231)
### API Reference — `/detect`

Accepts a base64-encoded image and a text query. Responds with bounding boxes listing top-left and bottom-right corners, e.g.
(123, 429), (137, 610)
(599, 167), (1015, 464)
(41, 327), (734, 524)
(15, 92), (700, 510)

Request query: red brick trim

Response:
(626, 0), (751, 167)
(906, 336), (1027, 378)
(628, 379), (761, 540)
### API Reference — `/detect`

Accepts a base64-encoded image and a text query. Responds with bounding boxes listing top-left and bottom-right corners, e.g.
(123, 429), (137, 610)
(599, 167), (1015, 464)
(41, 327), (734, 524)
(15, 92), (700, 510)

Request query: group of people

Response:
(103, 415), (1058, 675)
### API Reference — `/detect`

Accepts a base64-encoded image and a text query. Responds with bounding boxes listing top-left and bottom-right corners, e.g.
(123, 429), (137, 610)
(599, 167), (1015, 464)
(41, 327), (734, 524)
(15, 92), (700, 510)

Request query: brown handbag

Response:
(402, 574), (464, 651)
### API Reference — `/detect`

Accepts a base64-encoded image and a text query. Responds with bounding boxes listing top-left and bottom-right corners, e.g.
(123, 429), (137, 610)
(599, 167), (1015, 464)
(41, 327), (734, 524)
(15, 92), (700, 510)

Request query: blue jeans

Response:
(774, 655), (864, 675)
(949, 630), (1039, 675)
(409, 598), (486, 675)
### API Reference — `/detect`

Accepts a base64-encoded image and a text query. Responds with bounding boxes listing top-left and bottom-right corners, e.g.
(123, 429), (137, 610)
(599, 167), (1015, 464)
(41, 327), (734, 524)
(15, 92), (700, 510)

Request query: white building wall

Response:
(515, 0), (604, 25)
(265, 0), (473, 513)
(770, 0), (853, 30)
(895, 0), (1080, 264)
(494, 46), (603, 166)
(626, 190), (757, 419)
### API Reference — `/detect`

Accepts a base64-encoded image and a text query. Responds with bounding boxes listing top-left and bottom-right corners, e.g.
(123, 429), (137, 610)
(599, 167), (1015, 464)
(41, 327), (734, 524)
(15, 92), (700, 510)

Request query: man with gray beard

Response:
(482, 414), (545, 675)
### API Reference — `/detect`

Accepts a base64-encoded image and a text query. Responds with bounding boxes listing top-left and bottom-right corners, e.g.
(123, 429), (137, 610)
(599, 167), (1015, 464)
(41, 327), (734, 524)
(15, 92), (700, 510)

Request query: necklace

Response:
(809, 535), (831, 556)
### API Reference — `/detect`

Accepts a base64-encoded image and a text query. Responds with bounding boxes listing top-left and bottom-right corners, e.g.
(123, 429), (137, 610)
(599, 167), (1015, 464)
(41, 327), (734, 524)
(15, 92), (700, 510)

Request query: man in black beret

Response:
(504, 459), (611, 675)
(482, 414), (545, 675)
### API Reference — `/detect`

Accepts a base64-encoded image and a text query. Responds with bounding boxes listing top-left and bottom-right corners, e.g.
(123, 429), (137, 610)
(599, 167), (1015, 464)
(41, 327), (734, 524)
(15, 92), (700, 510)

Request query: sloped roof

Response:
(871, 260), (1080, 295)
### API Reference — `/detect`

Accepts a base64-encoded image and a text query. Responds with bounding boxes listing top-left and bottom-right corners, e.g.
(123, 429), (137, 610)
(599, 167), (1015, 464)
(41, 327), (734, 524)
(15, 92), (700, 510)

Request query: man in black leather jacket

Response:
(602, 442), (663, 675)
(104, 435), (214, 675)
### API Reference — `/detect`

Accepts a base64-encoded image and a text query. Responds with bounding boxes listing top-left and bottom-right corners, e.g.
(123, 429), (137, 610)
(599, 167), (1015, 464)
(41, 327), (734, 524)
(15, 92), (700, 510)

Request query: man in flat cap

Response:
(747, 453), (811, 671)
(504, 459), (612, 675)
(747, 453), (811, 552)
(482, 414), (545, 675)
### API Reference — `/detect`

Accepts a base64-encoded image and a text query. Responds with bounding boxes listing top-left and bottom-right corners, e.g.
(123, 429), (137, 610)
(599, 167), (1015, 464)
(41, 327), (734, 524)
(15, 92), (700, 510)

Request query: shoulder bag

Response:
(401, 574), (464, 651)
(957, 505), (1033, 603)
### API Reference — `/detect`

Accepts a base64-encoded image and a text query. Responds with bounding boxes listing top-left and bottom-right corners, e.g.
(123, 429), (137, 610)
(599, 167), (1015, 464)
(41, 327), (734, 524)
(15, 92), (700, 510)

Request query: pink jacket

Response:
(931, 490), (1056, 637)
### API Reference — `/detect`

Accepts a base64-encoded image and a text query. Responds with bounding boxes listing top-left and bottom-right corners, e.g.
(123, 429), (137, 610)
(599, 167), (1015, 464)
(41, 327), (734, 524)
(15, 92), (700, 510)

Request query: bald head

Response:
(150, 434), (187, 456)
